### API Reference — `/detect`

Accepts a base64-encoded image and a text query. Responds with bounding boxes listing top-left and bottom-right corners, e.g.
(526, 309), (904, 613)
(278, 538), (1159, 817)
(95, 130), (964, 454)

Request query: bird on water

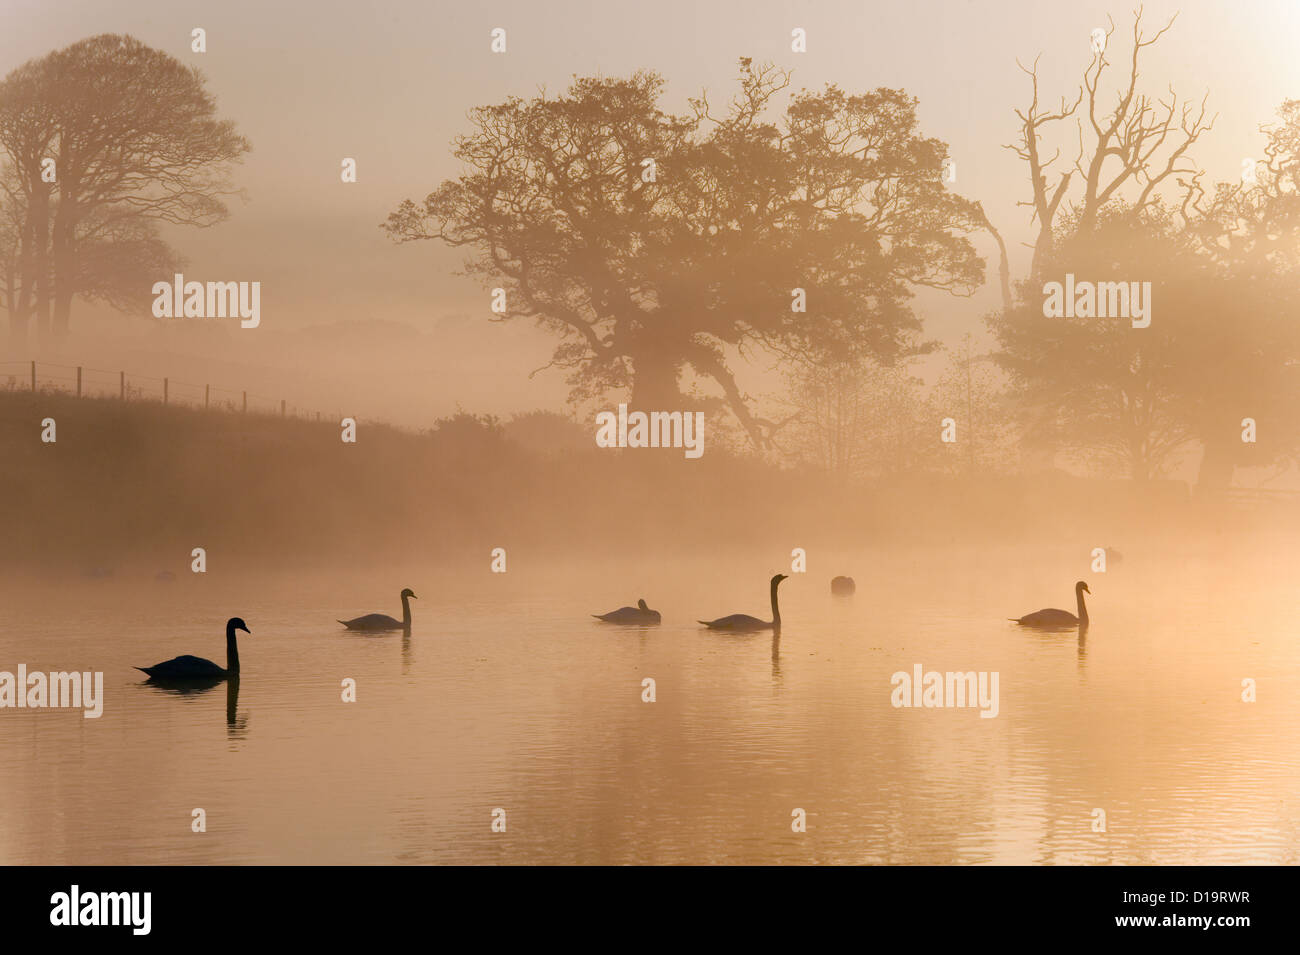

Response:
(699, 574), (788, 632)
(137, 617), (250, 680)
(339, 589), (417, 631)
(1009, 581), (1091, 629)
(593, 599), (662, 625)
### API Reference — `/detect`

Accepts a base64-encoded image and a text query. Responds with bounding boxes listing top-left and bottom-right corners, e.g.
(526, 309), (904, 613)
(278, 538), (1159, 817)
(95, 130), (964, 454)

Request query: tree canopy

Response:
(385, 60), (985, 445)
(0, 34), (249, 342)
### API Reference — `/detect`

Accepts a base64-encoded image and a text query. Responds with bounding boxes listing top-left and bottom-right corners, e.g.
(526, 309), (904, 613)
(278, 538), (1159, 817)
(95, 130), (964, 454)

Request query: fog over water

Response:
(0, 540), (1296, 865)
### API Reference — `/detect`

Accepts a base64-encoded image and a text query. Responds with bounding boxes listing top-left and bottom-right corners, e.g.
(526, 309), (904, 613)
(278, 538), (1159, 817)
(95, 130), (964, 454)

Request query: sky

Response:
(2, 0), (1299, 423)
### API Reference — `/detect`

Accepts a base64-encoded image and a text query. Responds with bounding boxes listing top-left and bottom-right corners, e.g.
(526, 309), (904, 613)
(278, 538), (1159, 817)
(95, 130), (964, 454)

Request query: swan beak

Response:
(410, 594), (418, 600)
(239, 624), (251, 633)
(1083, 585), (1091, 594)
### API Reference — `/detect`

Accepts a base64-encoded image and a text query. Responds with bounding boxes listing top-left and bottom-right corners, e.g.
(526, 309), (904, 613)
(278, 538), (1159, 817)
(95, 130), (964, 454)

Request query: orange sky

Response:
(2, 0), (1299, 423)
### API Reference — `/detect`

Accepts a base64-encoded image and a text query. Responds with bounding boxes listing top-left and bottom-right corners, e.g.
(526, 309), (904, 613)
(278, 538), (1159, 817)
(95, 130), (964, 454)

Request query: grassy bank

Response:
(0, 389), (1287, 578)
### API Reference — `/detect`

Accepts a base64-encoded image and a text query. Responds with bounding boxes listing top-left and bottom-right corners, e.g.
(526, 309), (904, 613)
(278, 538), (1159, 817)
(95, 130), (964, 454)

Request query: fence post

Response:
(205, 384), (209, 409)
(120, 371), (125, 400)
(76, 366), (82, 397)
(30, 360), (35, 392)
(163, 378), (168, 405)
(242, 391), (247, 413)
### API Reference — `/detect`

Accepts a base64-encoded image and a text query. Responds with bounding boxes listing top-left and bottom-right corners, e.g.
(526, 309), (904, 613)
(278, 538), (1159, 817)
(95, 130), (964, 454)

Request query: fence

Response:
(1223, 485), (1300, 508)
(0, 359), (338, 422)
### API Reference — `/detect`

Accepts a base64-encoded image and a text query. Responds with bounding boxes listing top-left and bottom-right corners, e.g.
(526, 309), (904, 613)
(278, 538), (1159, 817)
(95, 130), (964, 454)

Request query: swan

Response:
(830, 575), (856, 595)
(699, 574), (788, 632)
(1010, 581), (1090, 629)
(137, 617), (249, 680)
(593, 598), (661, 624)
(339, 588), (416, 631)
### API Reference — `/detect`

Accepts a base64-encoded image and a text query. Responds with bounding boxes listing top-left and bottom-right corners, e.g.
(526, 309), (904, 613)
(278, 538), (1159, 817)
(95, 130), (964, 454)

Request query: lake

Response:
(1, 542), (1296, 864)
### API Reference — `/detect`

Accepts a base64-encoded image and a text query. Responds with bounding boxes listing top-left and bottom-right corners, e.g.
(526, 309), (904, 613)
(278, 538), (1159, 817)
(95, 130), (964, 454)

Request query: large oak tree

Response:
(385, 60), (984, 446)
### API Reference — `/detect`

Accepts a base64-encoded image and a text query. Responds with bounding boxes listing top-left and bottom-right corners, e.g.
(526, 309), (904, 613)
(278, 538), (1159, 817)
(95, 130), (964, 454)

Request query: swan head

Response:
(637, 599), (649, 611)
(401, 588), (417, 600)
(227, 617), (250, 634)
(1075, 581), (1090, 594)
(771, 574), (789, 586)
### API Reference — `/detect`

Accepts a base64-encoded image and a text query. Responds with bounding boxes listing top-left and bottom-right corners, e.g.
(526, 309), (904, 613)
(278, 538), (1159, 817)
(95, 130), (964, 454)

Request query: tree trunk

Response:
(1196, 436), (1236, 498)
(7, 306), (28, 348)
(28, 180), (52, 343)
(4, 256), (28, 348)
(1128, 428), (1149, 483)
(628, 354), (683, 411)
(51, 195), (75, 338)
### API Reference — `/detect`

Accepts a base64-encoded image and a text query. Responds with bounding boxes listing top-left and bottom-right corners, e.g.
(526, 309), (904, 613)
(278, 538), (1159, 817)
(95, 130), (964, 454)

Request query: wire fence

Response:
(1223, 485), (1300, 507)
(0, 358), (340, 422)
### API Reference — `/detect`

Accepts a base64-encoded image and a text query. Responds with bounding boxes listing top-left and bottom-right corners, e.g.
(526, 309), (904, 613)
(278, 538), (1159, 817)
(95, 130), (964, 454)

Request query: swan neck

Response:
(770, 579), (781, 627)
(1077, 588), (1088, 624)
(226, 624), (241, 674)
(401, 593), (411, 629)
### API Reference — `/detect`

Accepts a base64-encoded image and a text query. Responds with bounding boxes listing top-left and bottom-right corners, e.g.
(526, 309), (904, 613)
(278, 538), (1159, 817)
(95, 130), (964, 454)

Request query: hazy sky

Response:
(3, 0), (1299, 421)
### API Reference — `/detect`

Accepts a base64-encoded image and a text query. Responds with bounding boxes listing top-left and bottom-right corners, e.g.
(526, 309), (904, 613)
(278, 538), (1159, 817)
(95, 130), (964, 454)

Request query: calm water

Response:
(1, 545), (1297, 864)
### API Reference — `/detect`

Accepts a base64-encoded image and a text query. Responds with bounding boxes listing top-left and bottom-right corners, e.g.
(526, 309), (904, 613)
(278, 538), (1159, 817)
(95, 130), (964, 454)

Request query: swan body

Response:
(1010, 581), (1090, 629)
(138, 617), (249, 680)
(593, 599), (661, 624)
(830, 575), (855, 595)
(700, 574), (787, 632)
(339, 588), (416, 631)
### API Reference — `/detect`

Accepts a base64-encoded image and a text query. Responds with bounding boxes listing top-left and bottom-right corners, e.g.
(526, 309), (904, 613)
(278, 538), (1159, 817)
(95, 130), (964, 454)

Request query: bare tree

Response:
(987, 8), (1226, 481)
(996, 6), (1214, 284)
(779, 355), (934, 477)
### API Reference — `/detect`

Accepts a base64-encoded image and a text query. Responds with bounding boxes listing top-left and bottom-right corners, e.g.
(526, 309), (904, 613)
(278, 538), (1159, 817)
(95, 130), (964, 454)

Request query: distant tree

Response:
(385, 60), (984, 447)
(931, 334), (1020, 475)
(0, 34), (249, 342)
(779, 355), (933, 477)
(981, 11), (1300, 483)
(1175, 100), (1300, 489)
(992, 204), (1201, 479)
(0, 177), (29, 339)
(76, 206), (184, 314)
(993, 10), (1212, 290)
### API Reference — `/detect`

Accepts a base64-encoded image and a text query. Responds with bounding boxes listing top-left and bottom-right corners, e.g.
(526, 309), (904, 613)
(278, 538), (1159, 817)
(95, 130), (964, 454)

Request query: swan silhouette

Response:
(830, 575), (856, 595)
(1010, 581), (1090, 629)
(699, 574), (788, 632)
(137, 617), (249, 680)
(593, 598), (661, 624)
(339, 589), (416, 631)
